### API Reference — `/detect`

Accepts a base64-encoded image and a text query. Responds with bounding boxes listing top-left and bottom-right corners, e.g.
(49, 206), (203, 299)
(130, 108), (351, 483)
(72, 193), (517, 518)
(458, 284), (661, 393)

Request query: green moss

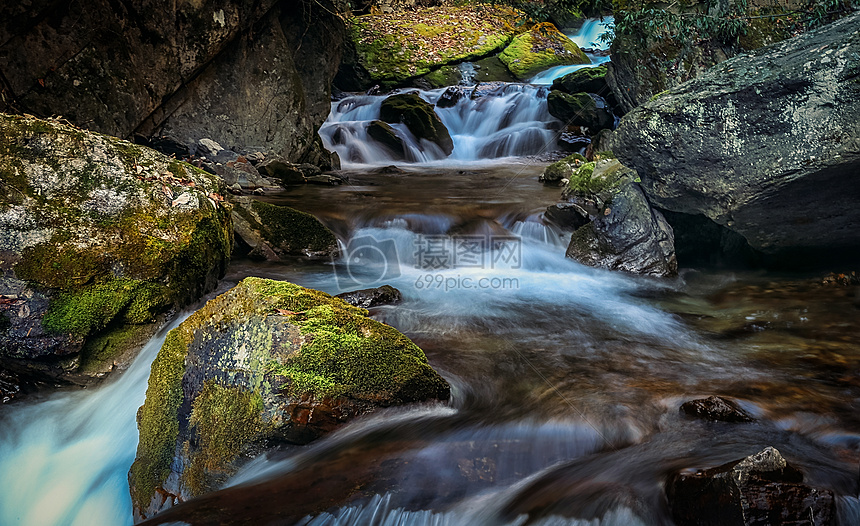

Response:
(423, 66), (462, 88)
(250, 200), (336, 255)
(78, 322), (157, 373)
(15, 244), (107, 291)
(499, 22), (590, 80)
(350, 5), (523, 83)
(130, 327), (189, 508)
(184, 382), (265, 494)
(379, 93), (453, 153)
(42, 279), (168, 337)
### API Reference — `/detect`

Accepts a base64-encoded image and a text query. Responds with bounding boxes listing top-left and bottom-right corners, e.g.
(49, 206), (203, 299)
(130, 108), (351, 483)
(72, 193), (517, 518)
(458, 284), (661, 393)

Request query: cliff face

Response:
(0, 0), (346, 163)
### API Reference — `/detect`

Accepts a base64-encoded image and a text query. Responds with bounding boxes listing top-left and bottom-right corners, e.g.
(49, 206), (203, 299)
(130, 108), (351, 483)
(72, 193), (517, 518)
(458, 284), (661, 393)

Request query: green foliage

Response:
(607, 0), (857, 47)
(484, 0), (593, 25)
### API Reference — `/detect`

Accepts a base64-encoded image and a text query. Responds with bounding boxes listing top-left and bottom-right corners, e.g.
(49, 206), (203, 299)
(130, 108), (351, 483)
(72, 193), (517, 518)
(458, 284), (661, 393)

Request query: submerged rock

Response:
(129, 277), (450, 520)
(0, 114), (232, 379)
(667, 447), (834, 525)
(336, 285), (403, 308)
(499, 22), (590, 80)
(680, 395), (755, 423)
(231, 196), (338, 260)
(610, 13), (860, 264)
(380, 93), (453, 155)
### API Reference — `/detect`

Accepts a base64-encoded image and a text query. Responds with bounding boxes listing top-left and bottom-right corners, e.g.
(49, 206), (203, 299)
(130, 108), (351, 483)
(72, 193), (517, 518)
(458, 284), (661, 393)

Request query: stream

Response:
(1, 16), (860, 526)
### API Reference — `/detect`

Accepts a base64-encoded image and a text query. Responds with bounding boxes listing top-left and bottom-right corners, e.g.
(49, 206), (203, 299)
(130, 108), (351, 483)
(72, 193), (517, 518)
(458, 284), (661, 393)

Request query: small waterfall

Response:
(568, 17), (614, 51)
(320, 85), (561, 167)
(0, 312), (195, 526)
(458, 62), (478, 86)
(529, 17), (614, 85)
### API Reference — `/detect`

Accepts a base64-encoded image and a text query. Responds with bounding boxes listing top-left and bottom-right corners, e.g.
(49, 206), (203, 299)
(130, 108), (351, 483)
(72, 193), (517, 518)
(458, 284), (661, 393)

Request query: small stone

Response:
(680, 395), (755, 423)
(336, 285), (403, 308)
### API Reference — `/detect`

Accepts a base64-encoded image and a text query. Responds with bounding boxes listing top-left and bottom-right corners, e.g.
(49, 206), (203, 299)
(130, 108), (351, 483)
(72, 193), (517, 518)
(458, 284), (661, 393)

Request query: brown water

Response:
(142, 166), (860, 526)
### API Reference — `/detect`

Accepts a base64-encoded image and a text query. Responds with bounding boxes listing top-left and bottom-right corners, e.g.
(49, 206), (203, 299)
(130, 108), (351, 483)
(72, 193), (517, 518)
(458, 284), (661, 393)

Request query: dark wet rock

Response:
(0, 367), (20, 404)
(0, 0), (345, 164)
(231, 196), (338, 261)
(544, 203), (589, 232)
(557, 132), (591, 152)
(564, 159), (677, 277)
(367, 120), (407, 160)
(436, 86), (465, 109)
(821, 271), (860, 286)
(380, 93), (454, 155)
(371, 165), (406, 175)
(143, 136), (190, 159)
(547, 91), (615, 131)
(129, 277), (450, 520)
(0, 114), (232, 379)
(609, 13), (860, 264)
(305, 174), (347, 186)
(257, 158), (321, 186)
(667, 446), (834, 526)
(336, 285), (403, 308)
(208, 158), (280, 191)
(680, 396), (755, 423)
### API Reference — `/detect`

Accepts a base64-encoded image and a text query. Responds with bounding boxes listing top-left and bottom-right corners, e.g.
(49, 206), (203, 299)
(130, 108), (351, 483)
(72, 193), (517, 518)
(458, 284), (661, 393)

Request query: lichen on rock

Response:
(129, 277), (450, 520)
(0, 113), (232, 376)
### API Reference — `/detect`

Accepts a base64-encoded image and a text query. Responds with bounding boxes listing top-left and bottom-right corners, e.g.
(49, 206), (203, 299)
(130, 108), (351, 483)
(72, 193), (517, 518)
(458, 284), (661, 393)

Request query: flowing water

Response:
(1, 16), (859, 526)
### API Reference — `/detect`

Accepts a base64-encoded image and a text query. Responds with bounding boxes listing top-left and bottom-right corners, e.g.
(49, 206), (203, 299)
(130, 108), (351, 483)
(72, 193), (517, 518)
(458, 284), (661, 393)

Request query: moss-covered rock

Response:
(129, 277), (450, 520)
(231, 196), (338, 260)
(380, 93), (454, 155)
(547, 90), (615, 130)
(0, 113), (232, 377)
(539, 152), (587, 186)
(551, 64), (609, 95)
(499, 22), (590, 80)
(348, 5), (524, 85)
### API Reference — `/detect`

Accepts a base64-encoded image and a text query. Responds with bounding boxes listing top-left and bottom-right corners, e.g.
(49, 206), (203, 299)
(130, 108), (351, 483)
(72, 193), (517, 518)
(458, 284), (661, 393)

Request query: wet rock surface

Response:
(667, 447), (834, 526)
(680, 395), (755, 423)
(336, 285), (403, 308)
(230, 196), (338, 261)
(380, 93), (454, 156)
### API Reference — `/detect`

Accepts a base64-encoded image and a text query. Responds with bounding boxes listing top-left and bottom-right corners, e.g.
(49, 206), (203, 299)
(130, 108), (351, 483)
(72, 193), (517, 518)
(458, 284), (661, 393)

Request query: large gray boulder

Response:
(0, 0), (345, 164)
(609, 13), (860, 261)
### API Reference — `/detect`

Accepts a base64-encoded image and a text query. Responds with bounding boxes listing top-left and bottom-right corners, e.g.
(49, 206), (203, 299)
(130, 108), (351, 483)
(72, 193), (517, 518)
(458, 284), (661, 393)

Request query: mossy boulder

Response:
(380, 93), (454, 155)
(129, 277), (450, 520)
(539, 152), (587, 186)
(551, 65), (609, 96)
(499, 22), (590, 80)
(0, 113), (232, 378)
(347, 5), (524, 86)
(231, 196), (338, 261)
(547, 91), (615, 130)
